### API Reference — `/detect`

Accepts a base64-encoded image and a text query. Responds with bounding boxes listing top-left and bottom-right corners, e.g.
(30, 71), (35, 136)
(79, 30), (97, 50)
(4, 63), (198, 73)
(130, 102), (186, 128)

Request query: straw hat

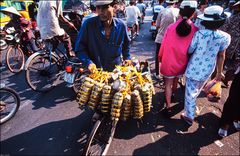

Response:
(180, 0), (197, 9)
(0, 6), (22, 17)
(197, 5), (230, 21)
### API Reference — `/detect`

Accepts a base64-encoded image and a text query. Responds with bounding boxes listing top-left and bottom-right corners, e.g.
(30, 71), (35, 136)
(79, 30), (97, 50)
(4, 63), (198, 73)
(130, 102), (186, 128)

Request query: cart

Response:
(79, 61), (153, 156)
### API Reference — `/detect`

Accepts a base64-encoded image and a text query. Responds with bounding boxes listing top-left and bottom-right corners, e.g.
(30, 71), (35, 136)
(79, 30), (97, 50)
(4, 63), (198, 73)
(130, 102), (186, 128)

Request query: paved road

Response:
(1, 8), (239, 155)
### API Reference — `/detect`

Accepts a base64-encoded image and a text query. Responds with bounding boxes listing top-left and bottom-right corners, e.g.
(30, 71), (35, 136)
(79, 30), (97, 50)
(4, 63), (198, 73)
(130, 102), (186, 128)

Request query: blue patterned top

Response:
(185, 29), (231, 81)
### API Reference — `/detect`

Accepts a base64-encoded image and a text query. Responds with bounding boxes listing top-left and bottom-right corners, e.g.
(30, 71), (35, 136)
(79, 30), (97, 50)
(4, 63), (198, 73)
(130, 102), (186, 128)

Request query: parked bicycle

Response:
(0, 83), (20, 124)
(25, 39), (84, 93)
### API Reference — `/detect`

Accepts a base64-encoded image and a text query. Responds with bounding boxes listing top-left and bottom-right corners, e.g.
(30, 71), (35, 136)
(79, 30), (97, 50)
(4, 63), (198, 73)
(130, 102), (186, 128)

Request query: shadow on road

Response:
(114, 87), (185, 140)
(0, 109), (94, 155)
(31, 83), (76, 110)
(132, 113), (222, 155)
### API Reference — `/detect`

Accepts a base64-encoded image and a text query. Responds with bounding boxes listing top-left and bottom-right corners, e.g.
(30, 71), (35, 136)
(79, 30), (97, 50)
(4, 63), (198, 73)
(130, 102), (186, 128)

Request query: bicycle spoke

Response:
(26, 54), (60, 92)
(7, 47), (24, 72)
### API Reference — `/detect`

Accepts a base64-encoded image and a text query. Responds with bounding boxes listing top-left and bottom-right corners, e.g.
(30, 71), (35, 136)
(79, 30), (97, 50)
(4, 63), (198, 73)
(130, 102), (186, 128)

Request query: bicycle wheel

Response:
(73, 74), (85, 94)
(84, 116), (117, 156)
(25, 53), (60, 92)
(6, 46), (25, 73)
(0, 87), (20, 124)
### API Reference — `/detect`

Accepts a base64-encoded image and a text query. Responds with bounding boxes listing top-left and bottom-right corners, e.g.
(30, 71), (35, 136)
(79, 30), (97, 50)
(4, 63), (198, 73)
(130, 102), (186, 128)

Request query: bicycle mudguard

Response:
(24, 51), (59, 70)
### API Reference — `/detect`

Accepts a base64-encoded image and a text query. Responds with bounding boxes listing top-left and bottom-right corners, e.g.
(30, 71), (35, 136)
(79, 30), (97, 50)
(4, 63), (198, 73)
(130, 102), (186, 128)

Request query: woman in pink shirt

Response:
(158, 0), (198, 117)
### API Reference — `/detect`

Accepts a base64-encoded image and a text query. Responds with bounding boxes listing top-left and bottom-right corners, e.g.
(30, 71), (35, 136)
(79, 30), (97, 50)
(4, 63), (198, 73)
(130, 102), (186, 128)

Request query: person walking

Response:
(181, 5), (231, 125)
(194, 0), (208, 29)
(37, 0), (77, 58)
(220, 1), (240, 87)
(75, 0), (131, 72)
(218, 67), (240, 137)
(136, 0), (146, 23)
(28, 0), (38, 22)
(154, 0), (179, 79)
(158, 0), (198, 117)
(125, 0), (141, 35)
(82, 4), (98, 24)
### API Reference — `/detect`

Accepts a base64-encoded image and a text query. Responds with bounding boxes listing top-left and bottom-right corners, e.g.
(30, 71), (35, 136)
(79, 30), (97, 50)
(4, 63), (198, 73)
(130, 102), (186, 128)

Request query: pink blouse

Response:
(158, 19), (198, 77)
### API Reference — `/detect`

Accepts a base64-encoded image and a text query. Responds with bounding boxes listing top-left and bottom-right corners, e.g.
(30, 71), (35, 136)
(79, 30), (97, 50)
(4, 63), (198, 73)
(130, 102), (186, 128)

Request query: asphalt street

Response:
(0, 8), (239, 155)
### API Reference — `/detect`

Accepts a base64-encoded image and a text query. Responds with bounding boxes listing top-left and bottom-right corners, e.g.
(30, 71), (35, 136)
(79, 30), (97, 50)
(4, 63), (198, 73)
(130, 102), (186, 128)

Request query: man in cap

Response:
(37, 0), (77, 57)
(154, 0), (179, 79)
(75, 0), (131, 72)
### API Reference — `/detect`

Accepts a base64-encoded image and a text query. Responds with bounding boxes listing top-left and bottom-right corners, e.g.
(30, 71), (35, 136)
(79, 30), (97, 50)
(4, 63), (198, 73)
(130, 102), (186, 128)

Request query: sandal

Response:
(218, 128), (228, 137)
(233, 121), (240, 131)
(162, 107), (172, 118)
(180, 113), (193, 126)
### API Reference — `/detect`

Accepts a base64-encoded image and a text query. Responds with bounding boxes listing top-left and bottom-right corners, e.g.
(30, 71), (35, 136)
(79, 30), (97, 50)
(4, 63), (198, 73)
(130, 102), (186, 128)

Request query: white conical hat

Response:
(0, 6), (22, 17)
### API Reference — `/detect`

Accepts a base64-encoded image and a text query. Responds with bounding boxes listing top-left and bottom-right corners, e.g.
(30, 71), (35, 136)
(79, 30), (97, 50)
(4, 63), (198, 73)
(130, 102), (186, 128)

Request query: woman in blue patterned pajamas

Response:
(181, 5), (231, 125)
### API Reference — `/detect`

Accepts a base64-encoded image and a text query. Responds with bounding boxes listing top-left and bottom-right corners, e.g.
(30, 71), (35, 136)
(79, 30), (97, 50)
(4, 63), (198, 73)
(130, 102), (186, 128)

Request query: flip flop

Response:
(180, 113), (193, 126)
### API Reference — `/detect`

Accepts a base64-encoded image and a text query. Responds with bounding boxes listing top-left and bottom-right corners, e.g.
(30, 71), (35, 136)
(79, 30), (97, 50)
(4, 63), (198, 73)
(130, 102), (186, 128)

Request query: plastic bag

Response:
(204, 80), (222, 102)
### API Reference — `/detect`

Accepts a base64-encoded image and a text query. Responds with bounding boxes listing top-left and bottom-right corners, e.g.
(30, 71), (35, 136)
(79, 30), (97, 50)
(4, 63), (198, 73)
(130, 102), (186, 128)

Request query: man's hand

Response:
(68, 22), (78, 31)
(88, 63), (97, 73)
(123, 60), (132, 66)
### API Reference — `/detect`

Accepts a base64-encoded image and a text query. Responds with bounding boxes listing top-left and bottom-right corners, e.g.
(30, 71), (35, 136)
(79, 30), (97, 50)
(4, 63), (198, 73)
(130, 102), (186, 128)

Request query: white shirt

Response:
(37, 1), (65, 39)
(125, 5), (141, 23)
(186, 30), (231, 81)
(155, 6), (179, 43)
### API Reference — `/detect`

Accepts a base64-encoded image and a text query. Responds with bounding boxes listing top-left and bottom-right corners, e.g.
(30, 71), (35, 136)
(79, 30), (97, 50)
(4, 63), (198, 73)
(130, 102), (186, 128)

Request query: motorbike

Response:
(63, 57), (85, 93)
(150, 20), (157, 40)
(127, 22), (138, 41)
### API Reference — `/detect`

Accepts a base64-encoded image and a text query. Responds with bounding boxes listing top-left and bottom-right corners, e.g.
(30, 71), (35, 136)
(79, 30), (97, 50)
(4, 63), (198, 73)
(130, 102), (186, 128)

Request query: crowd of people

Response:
(154, 0), (240, 137)
(1, 0), (239, 139)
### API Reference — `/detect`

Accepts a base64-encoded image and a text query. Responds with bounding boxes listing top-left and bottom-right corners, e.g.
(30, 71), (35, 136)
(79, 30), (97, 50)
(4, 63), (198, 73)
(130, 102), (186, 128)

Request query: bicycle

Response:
(25, 38), (83, 93)
(4, 30), (25, 73)
(83, 112), (118, 156)
(2, 27), (43, 73)
(0, 83), (20, 124)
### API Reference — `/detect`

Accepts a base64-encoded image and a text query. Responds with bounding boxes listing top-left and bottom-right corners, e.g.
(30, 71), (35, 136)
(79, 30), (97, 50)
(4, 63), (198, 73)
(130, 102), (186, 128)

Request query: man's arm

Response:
(75, 22), (93, 67)
(122, 24), (131, 61)
(59, 13), (77, 31)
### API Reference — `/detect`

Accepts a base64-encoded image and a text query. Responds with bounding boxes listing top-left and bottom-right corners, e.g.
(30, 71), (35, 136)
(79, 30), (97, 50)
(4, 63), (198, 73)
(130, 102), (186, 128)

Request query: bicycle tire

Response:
(6, 46), (25, 73)
(0, 87), (20, 124)
(83, 117), (117, 156)
(25, 53), (60, 92)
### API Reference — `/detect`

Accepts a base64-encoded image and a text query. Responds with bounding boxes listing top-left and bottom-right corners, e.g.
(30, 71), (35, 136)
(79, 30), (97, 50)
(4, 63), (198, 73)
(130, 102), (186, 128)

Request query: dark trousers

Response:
(52, 33), (74, 57)
(219, 72), (240, 127)
(22, 38), (39, 56)
(155, 43), (161, 75)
